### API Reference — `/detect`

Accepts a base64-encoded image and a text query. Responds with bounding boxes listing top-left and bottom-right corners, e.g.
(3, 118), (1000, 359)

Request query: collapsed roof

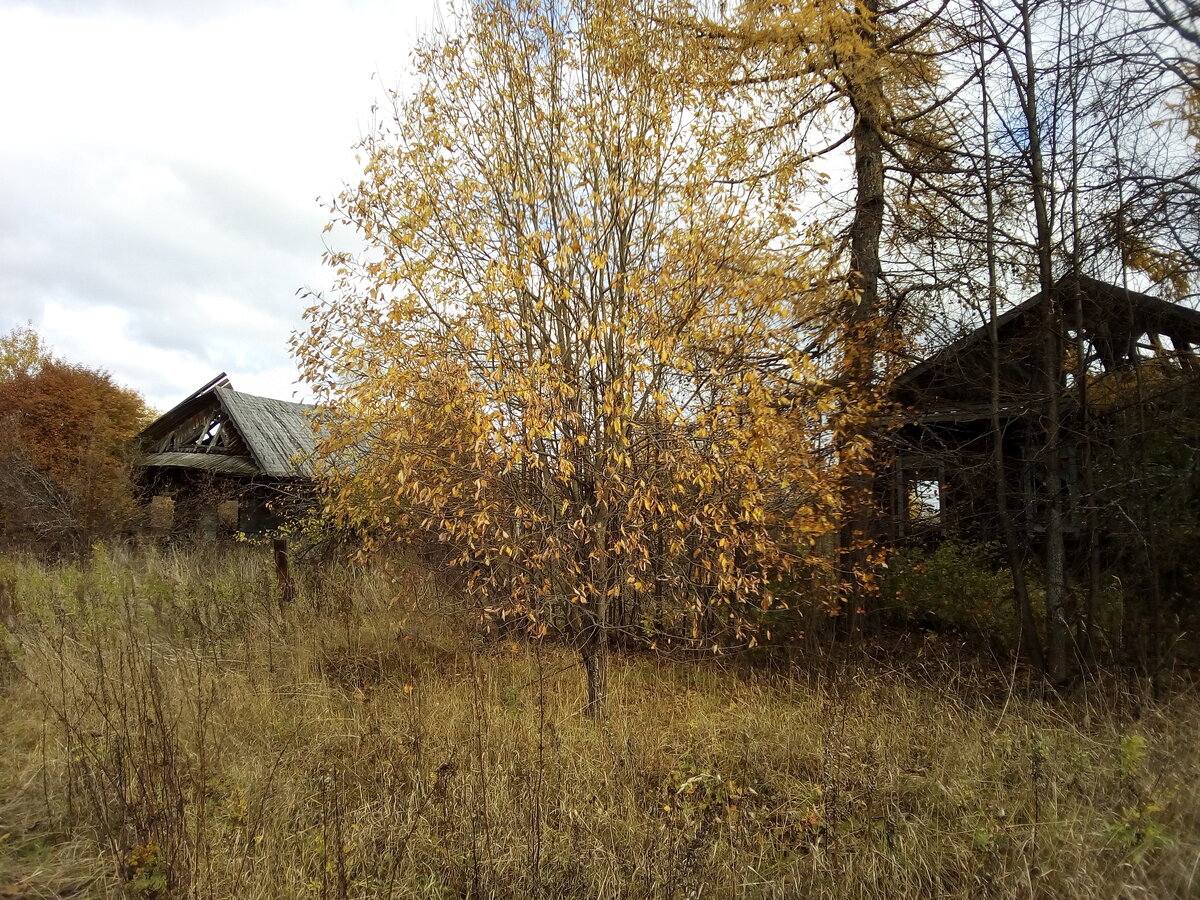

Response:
(138, 373), (317, 479)
(893, 276), (1200, 419)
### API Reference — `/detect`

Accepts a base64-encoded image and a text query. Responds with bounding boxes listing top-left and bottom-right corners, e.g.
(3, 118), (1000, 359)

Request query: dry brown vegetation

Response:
(1, 546), (1199, 899)
(0, 327), (149, 556)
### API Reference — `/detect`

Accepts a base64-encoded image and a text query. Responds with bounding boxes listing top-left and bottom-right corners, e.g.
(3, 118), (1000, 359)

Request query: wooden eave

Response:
(140, 451), (259, 477)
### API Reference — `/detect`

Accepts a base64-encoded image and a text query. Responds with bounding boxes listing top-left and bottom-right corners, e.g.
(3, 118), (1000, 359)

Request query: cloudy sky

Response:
(0, 0), (442, 411)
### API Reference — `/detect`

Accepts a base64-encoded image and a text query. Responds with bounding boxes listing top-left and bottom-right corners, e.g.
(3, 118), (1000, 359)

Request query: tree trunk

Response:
(1071, 277), (1101, 670)
(838, 0), (886, 639)
(581, 635), (608, 720)
(1019, 0), (1068, 682)
(978, 26), (1046, 672)
(582, 509), (612, 719)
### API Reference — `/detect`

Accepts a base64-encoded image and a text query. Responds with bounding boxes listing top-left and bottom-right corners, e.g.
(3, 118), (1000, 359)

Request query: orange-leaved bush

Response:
(0, 345), (149, 553)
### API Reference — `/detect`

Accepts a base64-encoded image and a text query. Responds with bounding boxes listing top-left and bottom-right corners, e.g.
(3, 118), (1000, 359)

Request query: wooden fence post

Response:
(274, 538), (296, 609)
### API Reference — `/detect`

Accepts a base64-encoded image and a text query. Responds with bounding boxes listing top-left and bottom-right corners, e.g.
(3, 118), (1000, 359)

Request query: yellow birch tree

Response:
(294, 0), (839, 716)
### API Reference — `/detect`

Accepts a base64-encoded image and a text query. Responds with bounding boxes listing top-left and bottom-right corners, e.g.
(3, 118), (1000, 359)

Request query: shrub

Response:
(0, 356), (148, 554)
(883, 541), (1034, 649)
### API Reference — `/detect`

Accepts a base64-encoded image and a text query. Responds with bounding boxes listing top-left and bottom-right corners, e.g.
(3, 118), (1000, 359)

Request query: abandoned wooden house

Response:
(884, 275), (1200, 560)
(137, 374), (317, 538)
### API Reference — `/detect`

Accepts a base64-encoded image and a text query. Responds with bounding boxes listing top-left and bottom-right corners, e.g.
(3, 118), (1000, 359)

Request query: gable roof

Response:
(139, 374), (316, 479)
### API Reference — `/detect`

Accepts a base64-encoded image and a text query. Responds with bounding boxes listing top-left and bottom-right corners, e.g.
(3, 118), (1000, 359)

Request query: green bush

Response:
(883, 541), (1036, 649)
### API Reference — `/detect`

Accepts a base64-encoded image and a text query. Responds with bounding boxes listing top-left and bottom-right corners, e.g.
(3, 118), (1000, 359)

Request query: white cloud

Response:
(0, 0), (442, 408)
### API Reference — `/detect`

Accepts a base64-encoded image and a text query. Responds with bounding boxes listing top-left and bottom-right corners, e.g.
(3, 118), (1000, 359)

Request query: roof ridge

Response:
(214, 384), (311, 408)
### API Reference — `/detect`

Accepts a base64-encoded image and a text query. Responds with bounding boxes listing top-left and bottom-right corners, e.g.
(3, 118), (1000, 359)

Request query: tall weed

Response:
(0, 546), (1198, 898)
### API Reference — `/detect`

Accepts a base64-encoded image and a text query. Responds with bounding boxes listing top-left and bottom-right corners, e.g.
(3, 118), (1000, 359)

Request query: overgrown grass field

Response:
(1, 547), (1198, 898)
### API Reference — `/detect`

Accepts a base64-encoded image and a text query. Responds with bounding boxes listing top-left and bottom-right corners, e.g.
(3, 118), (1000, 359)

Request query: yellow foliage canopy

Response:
(295, 0), (843, 647)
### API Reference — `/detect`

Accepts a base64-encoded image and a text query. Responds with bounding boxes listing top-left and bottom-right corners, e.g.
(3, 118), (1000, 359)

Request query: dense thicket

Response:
(0, 328), (148, 554)
(297, 0), (1200, 693)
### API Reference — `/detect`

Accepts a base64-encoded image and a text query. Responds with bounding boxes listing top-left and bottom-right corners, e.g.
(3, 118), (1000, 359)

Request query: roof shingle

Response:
(214, 387), (316, 478)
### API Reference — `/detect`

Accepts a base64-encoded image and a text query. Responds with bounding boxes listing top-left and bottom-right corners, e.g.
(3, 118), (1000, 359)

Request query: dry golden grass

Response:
(1, 545), (1199, 899)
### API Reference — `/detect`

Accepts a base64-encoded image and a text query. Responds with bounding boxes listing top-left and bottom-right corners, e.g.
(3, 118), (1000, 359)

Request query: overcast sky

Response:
(0, 0), (442, 411)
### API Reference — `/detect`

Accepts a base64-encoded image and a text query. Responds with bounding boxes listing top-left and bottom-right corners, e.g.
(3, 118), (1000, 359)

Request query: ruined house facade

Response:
(137, 374), (317, 538)
(883, 276), (1200, 565)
